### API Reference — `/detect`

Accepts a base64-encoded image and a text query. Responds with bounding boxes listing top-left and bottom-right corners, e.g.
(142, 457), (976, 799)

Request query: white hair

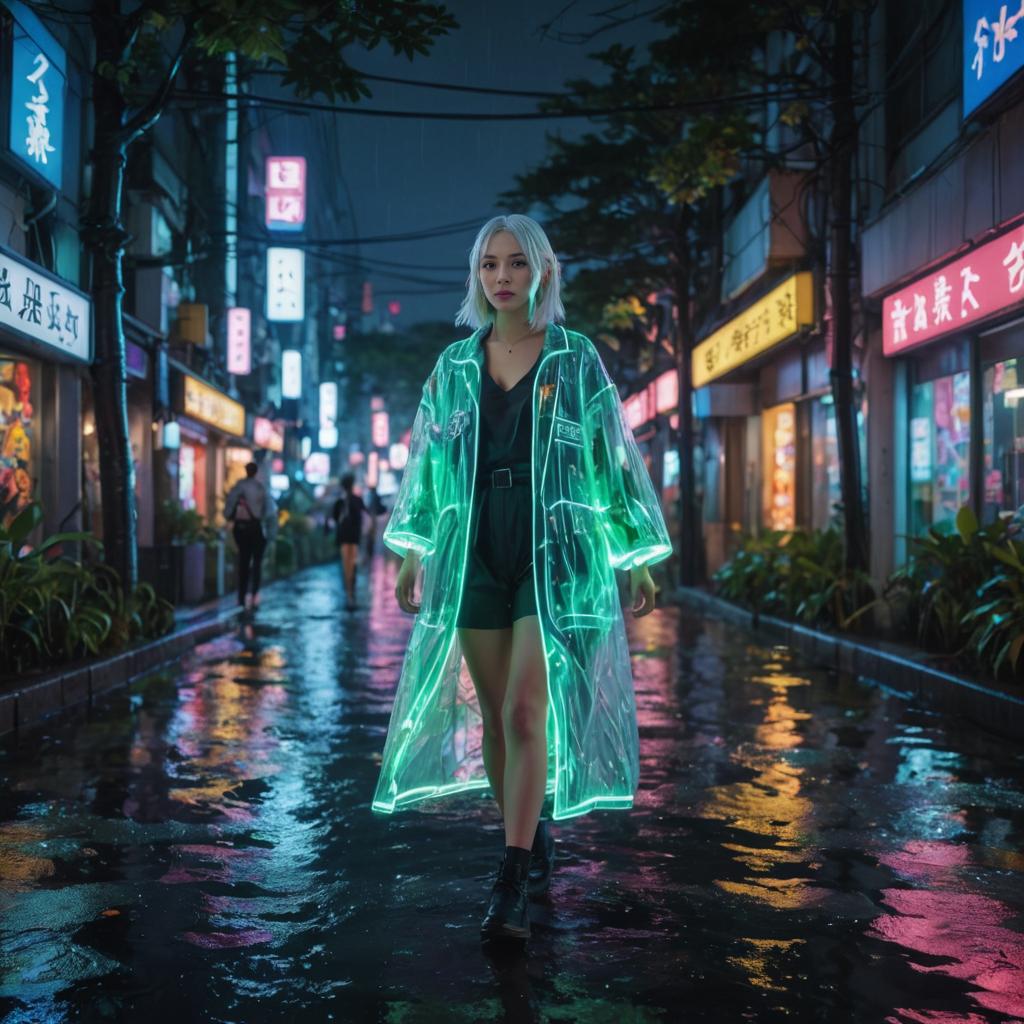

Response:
(455, 214), (565, 330)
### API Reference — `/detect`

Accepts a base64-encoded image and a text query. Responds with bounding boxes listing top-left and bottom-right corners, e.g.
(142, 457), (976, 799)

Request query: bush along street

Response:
(713, 506), (1024, 683)
(0, 504), (175, 677)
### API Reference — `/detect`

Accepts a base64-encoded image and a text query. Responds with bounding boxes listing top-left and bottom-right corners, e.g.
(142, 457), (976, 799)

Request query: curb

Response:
(0, 602), (243, 738)
(672, 587), (1024, 739)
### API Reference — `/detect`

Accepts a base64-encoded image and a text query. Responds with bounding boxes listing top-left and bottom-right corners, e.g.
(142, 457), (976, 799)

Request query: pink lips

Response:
(495, 292), (514, 299)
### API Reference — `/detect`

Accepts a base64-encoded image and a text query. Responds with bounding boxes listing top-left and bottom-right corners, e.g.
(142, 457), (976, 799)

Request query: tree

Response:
(504, 0), (874, 580)
(67, 0), (456, 590)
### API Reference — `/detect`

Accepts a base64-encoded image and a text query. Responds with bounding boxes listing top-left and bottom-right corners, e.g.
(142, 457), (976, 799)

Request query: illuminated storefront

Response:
(171, 364), (249, 521)
(880, 217), (1024, 536)
(0, 245), (91, 534)
(689, 271), (855, 571)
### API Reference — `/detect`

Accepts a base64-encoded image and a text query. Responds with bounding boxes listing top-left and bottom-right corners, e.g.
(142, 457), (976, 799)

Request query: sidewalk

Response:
(671, 585), (1024, 740)
(0, 588), (249, 738)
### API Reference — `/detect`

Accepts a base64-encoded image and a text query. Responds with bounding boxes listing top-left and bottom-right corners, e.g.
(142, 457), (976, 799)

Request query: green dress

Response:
(373, 323), (673, 821)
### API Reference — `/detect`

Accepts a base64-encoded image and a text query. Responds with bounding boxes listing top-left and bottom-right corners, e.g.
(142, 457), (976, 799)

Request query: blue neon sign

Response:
(5, 1), (65, 189)
(964, 0), (1024, 118)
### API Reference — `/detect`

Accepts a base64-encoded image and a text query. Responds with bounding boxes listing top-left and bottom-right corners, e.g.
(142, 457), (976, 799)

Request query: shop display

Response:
(983, 358), (1024, 521)
(0, 358), (36, 525)
(763, 403), (796, 531)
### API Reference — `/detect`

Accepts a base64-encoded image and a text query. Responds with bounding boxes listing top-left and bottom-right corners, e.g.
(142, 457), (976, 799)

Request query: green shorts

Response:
(456, 483), (536, 630)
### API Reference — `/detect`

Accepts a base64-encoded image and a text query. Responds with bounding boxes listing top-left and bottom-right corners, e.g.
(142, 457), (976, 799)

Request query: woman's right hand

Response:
(395, 552), (422, 614)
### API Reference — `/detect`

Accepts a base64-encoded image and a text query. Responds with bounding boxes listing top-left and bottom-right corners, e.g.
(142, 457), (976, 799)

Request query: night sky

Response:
(267, 2), (659, 328)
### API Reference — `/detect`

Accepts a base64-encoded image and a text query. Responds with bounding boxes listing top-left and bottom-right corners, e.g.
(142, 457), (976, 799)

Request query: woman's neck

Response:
(491, 310), (541, 343)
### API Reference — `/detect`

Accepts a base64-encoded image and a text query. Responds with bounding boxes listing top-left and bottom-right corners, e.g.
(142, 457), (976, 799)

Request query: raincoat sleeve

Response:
(582, 339), (673, 571)
(382, 362), (442, 558)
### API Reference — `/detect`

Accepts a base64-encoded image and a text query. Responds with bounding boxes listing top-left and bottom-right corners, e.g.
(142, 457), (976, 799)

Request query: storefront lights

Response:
(282, 349), (302, 398)
(319, 426), (339, 449)
(300, 435), (312, 459)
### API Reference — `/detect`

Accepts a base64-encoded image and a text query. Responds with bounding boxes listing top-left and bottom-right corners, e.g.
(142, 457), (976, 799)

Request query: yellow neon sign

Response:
(183, 375), (246, 436)
(692, 272), (814, 389)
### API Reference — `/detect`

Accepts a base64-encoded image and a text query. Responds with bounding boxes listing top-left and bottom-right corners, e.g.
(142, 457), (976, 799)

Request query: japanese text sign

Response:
(266, 248), (305, 322)
(319, 381), (337, 431)
(692, 272), (814, 389)
(964, 0), (1024, 118)
(183, 374), (245, 436)
(6, 2), (65, 189)
(226, 307), (251, 375)
(882, 220), (1024, 356)
(281, 349), (302, 398)
(265, 156), (306, 231)
(0, 244), (89, 361)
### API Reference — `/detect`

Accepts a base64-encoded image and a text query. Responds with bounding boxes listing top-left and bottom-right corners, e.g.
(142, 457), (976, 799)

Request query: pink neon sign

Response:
(226, 307), (251, 375)
(265, 156), (306, 231)
(882, 221), (1024, 356)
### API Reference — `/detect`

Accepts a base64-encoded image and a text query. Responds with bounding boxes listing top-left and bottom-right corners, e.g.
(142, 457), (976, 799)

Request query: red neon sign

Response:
(882, 221), (1024, 356)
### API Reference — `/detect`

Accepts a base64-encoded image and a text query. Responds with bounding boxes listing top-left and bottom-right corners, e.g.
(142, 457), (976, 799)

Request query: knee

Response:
(502, 693), (546, 745)
(479, 707), (503, 744)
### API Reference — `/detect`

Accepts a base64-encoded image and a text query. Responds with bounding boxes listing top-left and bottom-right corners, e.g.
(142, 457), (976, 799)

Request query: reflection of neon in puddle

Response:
(869, 841), (1024, 1019)
(181, 929), (272, 949)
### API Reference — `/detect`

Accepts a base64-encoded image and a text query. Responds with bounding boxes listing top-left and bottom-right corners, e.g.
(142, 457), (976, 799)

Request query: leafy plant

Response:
(156, 499), (219, 546)
(713, 526), (877, 631)
(0, 504), (175, 676)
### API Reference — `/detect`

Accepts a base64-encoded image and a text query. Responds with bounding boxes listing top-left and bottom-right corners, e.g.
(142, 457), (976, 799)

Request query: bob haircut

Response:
(455, 214), (565, 331)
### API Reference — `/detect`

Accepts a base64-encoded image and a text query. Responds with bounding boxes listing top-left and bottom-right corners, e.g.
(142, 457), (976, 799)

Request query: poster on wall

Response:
(0, 358), (35, 525)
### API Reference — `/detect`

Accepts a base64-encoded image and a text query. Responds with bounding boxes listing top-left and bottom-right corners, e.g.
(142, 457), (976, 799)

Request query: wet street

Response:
(2, 558), (1024, 1024)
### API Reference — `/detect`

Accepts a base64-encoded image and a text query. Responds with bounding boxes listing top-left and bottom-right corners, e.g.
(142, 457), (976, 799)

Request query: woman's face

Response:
(479, 231), (543, 318)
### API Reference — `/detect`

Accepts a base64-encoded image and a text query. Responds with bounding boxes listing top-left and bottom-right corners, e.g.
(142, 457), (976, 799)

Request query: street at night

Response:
(2, 559), (1023, 1022)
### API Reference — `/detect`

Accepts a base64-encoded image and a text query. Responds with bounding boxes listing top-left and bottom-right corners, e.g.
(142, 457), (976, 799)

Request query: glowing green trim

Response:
(382, 531), (435, 558)
(609, 542), (674, 571)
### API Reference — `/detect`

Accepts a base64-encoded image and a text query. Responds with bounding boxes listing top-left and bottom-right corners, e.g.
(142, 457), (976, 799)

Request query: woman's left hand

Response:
(630, 565), (656, 617)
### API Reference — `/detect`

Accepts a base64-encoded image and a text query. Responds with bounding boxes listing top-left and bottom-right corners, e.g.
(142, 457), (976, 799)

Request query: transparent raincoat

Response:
(372, 323), (673, 820)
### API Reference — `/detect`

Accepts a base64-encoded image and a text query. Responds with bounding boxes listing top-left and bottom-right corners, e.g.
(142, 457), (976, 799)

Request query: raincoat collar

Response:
(456, 321), (569, 380)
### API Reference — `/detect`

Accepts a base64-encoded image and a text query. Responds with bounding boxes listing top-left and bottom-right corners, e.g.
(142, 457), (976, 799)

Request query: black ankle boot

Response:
(481, 846), (531, 941)
(528, 820), (555, 897)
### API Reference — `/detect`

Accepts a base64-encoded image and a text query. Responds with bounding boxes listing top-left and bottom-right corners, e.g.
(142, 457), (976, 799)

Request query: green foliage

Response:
(713, 527), (876, 631)
(0, 504), (175, 676)
(156, 499), (219, 546)
(887, 507), (1024, 680)
(716, 506), (1024, 682)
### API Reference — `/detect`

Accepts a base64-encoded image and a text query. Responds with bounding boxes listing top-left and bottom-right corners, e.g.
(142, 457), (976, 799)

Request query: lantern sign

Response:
(371, 410), (390, 448)
(655, 369), (678, 413)
(7, 2), (65, 190)
(265, 156), (306, 230)
(266, 247), (305, 322)
(319, 382), (337, 428)
(282, 349), (302, 398)
(226, 307), (251, 375)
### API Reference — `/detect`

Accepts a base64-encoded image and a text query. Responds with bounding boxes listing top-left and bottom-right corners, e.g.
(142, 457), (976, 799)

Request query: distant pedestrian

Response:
(375, 214), (670, 945)
(329, 473), (366, 610)
(225, 462), (277, 610)
(363, 486), (385, 562)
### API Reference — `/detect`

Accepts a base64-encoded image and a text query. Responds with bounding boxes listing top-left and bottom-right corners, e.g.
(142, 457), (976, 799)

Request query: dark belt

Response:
(476, 465), (531, 489)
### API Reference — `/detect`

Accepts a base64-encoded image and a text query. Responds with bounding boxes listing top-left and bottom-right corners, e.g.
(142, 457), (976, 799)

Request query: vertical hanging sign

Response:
(6, 2), (65, 190)
(266, 247), (305, 322)
(265, 156), (306, 231)
(319, 381), (338, 449)
(226, 307), (251, 374)
(282, 349), (302, 398)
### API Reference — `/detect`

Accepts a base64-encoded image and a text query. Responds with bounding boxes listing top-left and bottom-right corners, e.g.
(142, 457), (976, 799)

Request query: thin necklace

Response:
(492, 325), (537, 354)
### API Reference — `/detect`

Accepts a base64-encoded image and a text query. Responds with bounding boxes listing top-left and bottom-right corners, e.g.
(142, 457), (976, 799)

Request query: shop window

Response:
(762, 403), (796, 532)
(810, 396), (867, 531)
(178, 439), (208, 516)
(983, 359), (1024, 523)
(910, 371), (970, 536)
(0, 357), (38, 526)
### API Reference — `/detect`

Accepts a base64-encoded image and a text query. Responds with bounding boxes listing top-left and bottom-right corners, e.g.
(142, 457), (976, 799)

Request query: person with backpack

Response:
(224, 462), (277, 610)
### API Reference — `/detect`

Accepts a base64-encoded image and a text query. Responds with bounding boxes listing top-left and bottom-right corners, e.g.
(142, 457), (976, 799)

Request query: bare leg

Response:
(458, 626), (513, 815)
(341, 543), (359, 601)
(501, 615), (548, 850)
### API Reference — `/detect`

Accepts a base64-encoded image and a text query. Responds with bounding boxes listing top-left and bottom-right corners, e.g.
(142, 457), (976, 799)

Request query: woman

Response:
(330, 473), (367, 610)
(376, 215), (672, 942)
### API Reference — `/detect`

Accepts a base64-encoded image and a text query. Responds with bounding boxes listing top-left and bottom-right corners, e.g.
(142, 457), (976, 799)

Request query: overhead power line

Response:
(170, 86), (837, 122)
